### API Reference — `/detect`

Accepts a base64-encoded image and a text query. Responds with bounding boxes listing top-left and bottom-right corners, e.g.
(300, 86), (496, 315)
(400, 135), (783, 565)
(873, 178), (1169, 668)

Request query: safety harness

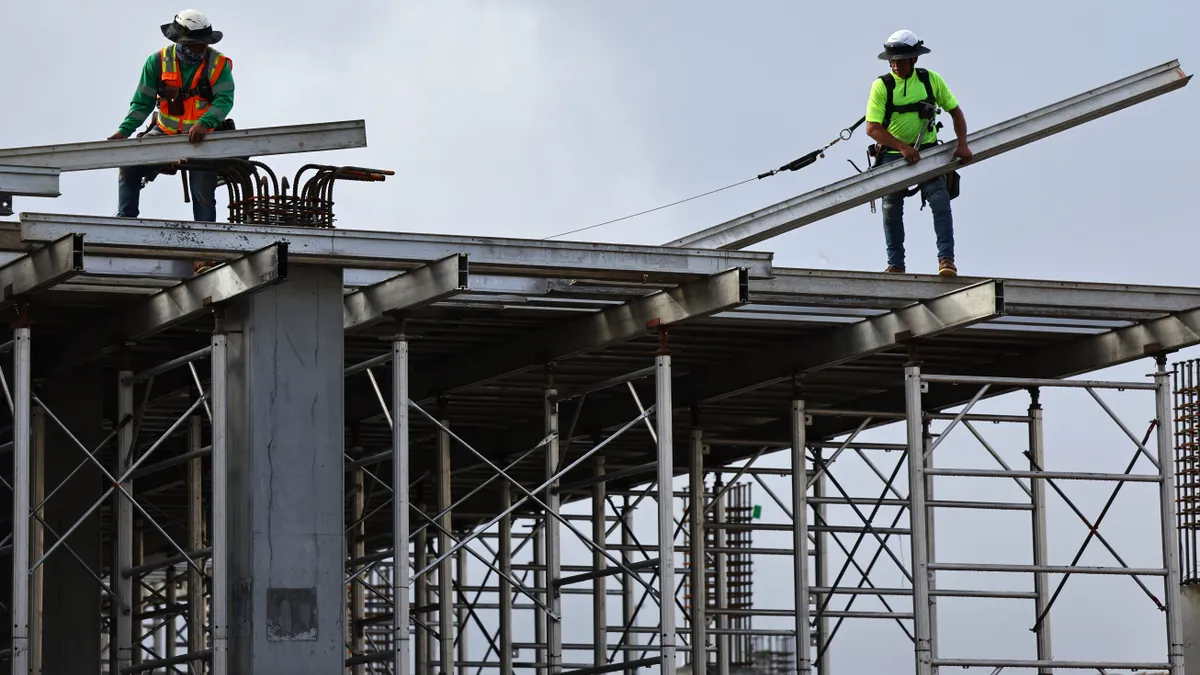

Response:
(879, 67), (942, 134)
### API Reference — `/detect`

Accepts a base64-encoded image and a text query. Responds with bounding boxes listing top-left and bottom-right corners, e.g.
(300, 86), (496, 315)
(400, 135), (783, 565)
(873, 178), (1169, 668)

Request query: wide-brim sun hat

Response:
(878, 29), (931, 60)
(161, 9), (223, 45)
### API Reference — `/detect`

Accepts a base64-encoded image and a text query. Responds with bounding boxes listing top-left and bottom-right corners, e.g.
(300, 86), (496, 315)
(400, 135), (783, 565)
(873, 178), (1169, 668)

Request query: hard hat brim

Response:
(878, 44), (931, 60)
(161, 22), (223, 44)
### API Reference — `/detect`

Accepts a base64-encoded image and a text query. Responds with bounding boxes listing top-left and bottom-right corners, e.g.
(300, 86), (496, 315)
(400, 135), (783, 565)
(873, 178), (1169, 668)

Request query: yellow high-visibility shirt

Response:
(865, 69), (958, 148)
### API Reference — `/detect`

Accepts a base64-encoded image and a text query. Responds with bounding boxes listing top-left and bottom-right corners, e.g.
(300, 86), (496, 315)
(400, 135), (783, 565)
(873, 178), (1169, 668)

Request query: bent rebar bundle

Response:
(183, 158), (394, 228)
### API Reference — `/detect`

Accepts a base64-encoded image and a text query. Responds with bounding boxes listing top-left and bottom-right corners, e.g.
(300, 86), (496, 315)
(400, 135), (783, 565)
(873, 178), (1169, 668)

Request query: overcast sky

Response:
(4, 1), (1200, 673)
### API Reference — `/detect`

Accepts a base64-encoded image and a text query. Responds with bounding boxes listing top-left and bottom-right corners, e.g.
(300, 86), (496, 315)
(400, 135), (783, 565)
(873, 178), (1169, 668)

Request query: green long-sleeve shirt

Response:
(116, 48), (235, 137)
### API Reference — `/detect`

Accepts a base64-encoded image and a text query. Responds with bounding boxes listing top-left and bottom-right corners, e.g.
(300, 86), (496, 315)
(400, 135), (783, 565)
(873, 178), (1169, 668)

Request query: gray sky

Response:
(6, 1), (1200, 673)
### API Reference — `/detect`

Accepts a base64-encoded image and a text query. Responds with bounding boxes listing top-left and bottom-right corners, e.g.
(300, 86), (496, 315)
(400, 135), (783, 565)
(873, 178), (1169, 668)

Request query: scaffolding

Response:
(0, 58), (1191, 675)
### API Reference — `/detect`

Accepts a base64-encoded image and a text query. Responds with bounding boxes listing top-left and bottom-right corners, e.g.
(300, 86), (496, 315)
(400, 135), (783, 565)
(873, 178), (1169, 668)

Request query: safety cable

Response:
(543, 116), (867, 241)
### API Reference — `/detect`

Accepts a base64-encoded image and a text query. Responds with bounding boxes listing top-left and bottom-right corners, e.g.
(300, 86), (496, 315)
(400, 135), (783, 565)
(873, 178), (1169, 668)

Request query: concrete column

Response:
(1181, 584), (1200, 675)
(40, 368), (104, 674)
(224, 266), (346, 673)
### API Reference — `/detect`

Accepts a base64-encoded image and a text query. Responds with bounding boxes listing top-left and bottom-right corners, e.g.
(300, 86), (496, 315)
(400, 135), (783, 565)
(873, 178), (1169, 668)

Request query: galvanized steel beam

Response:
(0, 233), (84, 305)
(46, 243), (288, 372)
(0, 120), (367, 172)
(745, 305), (1200, 445)
(16, 213), (774, 281)
(752, 268), (1200, 319)
(0, 166), (60, 198)
(482, 279), (1003, 459)
(344, 254), (469, 332)
(408, 267), (750, 402)
(682, 279), (1005, 403)
(669, 60), (1190, 249)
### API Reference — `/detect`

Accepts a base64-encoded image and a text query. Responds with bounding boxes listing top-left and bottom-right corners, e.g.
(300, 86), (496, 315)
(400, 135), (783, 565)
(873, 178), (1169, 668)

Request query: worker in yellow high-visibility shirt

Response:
(865, 30), (972, 277)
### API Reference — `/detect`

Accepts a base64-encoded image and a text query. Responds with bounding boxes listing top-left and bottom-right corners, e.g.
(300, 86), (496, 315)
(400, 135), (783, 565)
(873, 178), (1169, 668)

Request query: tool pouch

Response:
(945, 170), (961, 200)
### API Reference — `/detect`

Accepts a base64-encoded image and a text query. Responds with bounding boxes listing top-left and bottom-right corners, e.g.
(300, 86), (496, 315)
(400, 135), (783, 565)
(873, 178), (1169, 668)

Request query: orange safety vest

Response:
(155, 45), (231, 134)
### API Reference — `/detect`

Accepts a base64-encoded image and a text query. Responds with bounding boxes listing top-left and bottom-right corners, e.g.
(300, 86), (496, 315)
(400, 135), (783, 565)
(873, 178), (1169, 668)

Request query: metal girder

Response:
(0, 120), (367, 172)
(669, 60), (1191, 249)
(751, 268), (1200, 319)
(344, 253), (469, 332)
(744, 306), (1200, 446)
(408, 267), (750, 402)
(16, 213), (773, 281)
(0, 233), (83, 305)
(0, 166), (60, 197)
(47, 243), (287, 371)
(683, 279), (1005, 403)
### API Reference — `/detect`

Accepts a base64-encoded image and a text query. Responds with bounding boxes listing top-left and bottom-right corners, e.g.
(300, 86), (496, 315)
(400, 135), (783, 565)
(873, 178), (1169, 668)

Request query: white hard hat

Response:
(161, 9), (223, 44)
(879, 29), (931, 61)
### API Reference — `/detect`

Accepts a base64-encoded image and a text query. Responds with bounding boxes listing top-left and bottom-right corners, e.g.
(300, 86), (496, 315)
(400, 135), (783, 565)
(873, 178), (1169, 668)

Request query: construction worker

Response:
(109, 10), (233, 242)
(865, 30), (972, 277)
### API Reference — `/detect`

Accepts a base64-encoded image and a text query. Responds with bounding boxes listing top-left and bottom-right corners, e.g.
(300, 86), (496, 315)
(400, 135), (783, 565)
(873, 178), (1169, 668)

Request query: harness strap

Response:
(880, 67), (937, 130)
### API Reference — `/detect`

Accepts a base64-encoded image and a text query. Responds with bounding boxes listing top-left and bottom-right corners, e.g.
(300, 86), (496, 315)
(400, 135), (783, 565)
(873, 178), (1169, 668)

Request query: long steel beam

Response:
(682, 279), (1005, 403)
(744, 305), (1200, 446)
(0, 120), (368, 172)
(668, 60), (1190, 249)
(752, 268), (1200, 319)
(344, 253), (469, 332)
(46, 243), (288, 371)
(0, 233), (84, 306)
(409, 267), (750, 402)
(482, 278), (1002, 454)
(16, 213), (773, 281)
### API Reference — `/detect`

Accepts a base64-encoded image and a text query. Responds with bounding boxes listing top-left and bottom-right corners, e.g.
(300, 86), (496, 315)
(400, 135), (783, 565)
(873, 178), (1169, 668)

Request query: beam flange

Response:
(0, 120), (368, 172)
(17, 213), (773, 281)
(344, 253), (469, 332)
(0, 233), (84, 305)
(408, 267), (751, 401)
(685, 279), (1006, 403)
(669, 60), (1191, 250)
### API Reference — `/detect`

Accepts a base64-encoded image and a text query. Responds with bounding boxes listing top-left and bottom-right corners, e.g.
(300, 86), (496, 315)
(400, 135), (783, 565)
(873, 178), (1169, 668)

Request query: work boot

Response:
(193, 260), (217, 276)
(938, 257), (957, 277)
(884, 265), (905, 273)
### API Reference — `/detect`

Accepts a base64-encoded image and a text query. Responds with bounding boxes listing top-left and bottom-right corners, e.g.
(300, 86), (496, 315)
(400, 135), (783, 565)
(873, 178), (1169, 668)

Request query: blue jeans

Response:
(117, 164), (219, 222)
(876, 150), (953, 268)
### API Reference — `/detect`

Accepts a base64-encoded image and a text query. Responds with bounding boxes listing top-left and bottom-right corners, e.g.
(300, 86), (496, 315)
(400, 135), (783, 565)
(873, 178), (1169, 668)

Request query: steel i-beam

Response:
(669, 60), (1190, 249)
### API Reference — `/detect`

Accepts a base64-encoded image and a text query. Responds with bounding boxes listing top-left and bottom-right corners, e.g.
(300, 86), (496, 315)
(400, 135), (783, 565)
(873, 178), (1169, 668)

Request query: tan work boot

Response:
(193, 260), (217, 276)
(938, 257), (957, 277)
(884, 265), (905, 273)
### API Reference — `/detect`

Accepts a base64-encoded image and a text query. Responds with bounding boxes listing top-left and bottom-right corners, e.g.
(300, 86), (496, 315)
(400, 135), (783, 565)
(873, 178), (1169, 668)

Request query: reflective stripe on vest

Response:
(155, 45), (230, 135)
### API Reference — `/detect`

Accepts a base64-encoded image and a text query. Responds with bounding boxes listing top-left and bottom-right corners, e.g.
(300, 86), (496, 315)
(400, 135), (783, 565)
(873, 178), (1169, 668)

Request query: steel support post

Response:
(415, 511), (431, 675)
(30, 406), (43, 675)
(713, 476), (729, 675)
(437, 418), (454, 675)
(1156, 357), (1187, 675)
(166, 566), (176, 661)
(499, 483), (513, 675)
(394, 338), (412, 675)
(656, 352), (677, 674)
(535, 523), (547, 675)
(593, 457), (608, 668)
(923, 421), (939, 667)
(812, 451), (830, 675)
(187, 415), (205, 674)
(791, 400), (812, 675)
(905, 363), (934, 675)
(115, 368), (134, 673)
(621, 496), (637, 675)
(689, 427), (707, 672)
(456, 549), (468, 675)
(352, 465), (366, 675)
(545, 385), (564, 674)
(210, 330), (229, 675)
(1028, 393), (1052, 673)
